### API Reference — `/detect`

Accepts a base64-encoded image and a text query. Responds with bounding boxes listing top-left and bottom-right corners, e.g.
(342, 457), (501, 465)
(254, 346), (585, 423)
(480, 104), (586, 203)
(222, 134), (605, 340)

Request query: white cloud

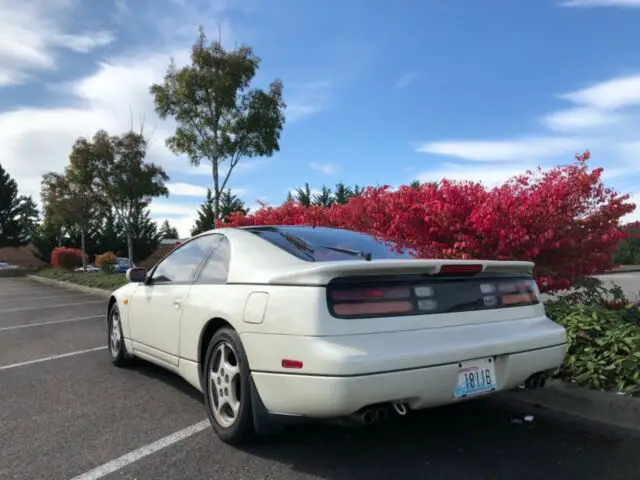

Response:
(395, 73), (420, 89)
(309, 162), (339, 174)
(167, 182), (209, 197)
(560, 0), (640, 7)
(0, 0), (114, 86)
(167, 182), (248, 198)
(416, 136), (583, 162)
(415, 72), (640, 187)
(0, 2), (330, 240)
(286, 80), (333, 122)
(560, 74), (640, 110)
(148, 201), (198, 238)
(542, 106), (622, 132)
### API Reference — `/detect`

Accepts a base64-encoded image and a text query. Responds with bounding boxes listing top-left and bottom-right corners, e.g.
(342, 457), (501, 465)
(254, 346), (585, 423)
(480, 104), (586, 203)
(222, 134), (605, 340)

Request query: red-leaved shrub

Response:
(220, 152), (635, 293)
(51, 247), (84, 270)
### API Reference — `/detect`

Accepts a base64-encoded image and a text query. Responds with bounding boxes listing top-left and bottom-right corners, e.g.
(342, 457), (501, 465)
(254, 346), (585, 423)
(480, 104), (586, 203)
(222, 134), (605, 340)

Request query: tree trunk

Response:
(212, 161), (220, 226)
(127, 231), (134, 268)
(80, 229), (87, 270)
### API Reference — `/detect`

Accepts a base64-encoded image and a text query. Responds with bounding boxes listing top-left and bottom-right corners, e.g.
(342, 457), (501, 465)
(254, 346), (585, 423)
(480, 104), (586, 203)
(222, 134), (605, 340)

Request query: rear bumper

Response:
(243, 314), (567, 418)
(252, 343), (566, 418)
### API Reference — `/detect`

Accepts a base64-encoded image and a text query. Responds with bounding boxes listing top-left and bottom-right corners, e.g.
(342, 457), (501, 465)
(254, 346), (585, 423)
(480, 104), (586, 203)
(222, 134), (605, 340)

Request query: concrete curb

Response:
(27, 274), (113, 299)
(602, 267), (640, 275)
(498, 380), (640, 433)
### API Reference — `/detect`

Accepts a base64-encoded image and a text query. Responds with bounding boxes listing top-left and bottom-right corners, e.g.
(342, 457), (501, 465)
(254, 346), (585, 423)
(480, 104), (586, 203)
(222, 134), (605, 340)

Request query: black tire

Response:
(108, 304), (134, 367)
(203, 327), (256, 445)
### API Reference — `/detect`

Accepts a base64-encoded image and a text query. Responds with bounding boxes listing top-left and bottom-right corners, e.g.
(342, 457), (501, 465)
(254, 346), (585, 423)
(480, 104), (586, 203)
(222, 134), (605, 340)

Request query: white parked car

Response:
(107, 226), (567, 445)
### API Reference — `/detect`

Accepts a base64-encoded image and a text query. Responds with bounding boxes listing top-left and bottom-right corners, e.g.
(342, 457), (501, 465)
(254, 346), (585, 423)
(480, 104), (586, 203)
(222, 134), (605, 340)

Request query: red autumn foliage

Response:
(51, 247), (85, 270)
(622, 221), (640, 240)
(220, 151), (635, 293)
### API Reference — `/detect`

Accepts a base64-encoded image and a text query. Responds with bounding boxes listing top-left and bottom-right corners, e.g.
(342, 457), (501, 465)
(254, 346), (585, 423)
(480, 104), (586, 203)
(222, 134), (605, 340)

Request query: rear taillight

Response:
(328, 286), (413, 318)
(326, 277), (540, 319)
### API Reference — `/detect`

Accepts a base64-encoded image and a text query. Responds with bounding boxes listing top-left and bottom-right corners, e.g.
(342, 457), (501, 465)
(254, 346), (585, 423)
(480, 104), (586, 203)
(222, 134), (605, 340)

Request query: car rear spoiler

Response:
(266, 259), (535, 285)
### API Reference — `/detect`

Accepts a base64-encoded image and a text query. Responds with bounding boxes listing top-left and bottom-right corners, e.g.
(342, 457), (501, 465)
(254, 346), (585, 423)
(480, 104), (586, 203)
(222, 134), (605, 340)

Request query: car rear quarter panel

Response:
(177, 285), (327, 363)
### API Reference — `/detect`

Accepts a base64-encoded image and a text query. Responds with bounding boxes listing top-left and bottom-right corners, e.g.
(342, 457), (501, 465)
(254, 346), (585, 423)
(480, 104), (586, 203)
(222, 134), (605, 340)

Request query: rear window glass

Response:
(245, 226), (414, 262)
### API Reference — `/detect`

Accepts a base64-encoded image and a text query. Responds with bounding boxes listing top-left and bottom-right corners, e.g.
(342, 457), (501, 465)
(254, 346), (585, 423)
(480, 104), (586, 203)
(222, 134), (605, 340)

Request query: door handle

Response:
(173, 299), (182, 310)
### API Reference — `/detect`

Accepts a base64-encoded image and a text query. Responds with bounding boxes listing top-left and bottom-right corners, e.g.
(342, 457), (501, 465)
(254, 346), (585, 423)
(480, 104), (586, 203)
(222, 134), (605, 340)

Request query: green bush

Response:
(35, 268), (128, 291)
(546, 277), (640, 395)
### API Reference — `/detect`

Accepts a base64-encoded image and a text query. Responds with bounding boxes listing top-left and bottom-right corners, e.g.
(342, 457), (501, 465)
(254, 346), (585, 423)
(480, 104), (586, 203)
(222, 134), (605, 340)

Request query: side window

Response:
(197, 236), (231, 284)
(152, 235), (218, 284)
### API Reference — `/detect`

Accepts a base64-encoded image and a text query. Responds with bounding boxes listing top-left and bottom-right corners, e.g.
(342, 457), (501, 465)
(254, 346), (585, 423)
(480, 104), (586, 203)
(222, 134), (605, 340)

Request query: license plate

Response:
(453, 357), (497, 399)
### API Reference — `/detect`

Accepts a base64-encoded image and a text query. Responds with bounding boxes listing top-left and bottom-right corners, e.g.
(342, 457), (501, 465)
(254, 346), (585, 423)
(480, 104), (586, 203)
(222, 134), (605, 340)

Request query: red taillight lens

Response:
(327, 276), (540, 319)
(333, 301), (413, 316)
(328, 285), (413, 318)
(330, 286), (410, 301)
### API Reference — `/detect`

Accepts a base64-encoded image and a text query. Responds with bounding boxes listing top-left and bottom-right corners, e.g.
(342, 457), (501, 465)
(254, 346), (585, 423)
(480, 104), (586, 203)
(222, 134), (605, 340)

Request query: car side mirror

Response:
(126, 267), (147, 283)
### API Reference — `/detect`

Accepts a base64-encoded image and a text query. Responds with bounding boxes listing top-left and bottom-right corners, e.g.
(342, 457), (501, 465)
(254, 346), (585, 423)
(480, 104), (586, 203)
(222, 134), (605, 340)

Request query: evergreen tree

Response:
(115, 207), (160, 263)
(191, 188), (215, 236)
(159, 219), (179, 239)
(0, 163), (39, 248)
(219, 189), (249, 221)
(312, 185), (334, 208)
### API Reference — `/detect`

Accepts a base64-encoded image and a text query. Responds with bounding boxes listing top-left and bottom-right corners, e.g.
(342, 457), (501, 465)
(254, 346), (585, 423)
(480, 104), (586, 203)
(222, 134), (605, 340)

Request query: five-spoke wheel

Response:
(203, 327), (255, 444)
(108, 304), (133, 367)
(209, 342), (241, 427)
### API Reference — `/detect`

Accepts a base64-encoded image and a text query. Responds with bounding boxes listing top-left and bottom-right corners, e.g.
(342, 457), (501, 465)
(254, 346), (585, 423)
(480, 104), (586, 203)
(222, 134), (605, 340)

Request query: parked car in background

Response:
(75, 265), (100, 273)
(106, 226), (567, 446)
(114, 257), (135, 273)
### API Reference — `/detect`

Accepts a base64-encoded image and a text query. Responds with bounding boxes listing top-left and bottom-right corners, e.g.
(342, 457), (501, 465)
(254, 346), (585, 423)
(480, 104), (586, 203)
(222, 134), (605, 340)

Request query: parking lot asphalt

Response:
(1, 277), (640, 480)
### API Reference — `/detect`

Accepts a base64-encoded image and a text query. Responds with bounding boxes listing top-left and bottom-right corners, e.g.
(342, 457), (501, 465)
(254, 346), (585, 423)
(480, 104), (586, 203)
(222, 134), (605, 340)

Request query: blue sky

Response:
(2, 0), (640, 236)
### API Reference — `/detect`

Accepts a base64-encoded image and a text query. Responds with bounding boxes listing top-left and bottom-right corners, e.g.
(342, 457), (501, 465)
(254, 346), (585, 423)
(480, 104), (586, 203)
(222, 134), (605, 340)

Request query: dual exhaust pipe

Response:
(523, 372), (548, 390)
(348, 402), (409, 426)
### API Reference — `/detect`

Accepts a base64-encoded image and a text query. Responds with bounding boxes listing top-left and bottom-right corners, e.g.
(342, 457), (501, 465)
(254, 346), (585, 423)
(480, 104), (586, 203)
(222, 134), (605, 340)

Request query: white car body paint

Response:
(109, 227), (567, 421)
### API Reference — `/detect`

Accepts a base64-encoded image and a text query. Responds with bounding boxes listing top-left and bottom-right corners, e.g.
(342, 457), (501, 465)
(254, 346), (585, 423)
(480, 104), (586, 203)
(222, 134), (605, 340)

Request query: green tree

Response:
(219, 189), (249, 221)
(333, 182), (352, 205)
(69, 129), (169, 267)
(41, 167), (99, 270)
(159, 219), (180, 239)
(115, 207), (160, 263)
(191, 187), (248, 235)
(0, 163), (38, 248)
(150, 26), (286, 222)
(31, 218), (61, 264)
(95, 208), (121, 256)
(191, 187), (215, 236)
(312, 185), (334, 208)
(295, 183), (312, 207)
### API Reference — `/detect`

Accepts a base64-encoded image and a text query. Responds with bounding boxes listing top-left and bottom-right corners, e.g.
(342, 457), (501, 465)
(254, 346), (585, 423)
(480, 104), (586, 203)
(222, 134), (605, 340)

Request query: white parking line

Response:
(0, 315), (102, 332)
(0, 346), (107, 371)
(0, 293), (92, 305)
(0, 301), (104, 313)
(69, 420), (210, 480)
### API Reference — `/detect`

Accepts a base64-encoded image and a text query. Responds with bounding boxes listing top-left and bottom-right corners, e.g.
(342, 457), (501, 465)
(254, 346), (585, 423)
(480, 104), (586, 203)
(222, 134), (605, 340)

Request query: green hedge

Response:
(35, 268), (128, 291)
(545, 277), (640, 396)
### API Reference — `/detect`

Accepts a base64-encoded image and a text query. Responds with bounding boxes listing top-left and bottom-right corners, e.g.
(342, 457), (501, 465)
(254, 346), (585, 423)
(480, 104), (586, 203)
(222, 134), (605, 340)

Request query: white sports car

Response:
(107, 225), (567, 445)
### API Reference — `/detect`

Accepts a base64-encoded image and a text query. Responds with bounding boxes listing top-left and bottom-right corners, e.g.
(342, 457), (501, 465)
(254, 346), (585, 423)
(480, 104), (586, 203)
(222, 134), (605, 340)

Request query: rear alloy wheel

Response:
(108, 304), (133, 367)
(204, 328), (255, 445)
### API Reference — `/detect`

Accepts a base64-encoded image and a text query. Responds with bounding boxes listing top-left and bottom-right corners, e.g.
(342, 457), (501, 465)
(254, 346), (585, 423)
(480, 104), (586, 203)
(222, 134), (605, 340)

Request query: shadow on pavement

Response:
(125, 360), (640, 480)
(242, 400), (640, 480)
